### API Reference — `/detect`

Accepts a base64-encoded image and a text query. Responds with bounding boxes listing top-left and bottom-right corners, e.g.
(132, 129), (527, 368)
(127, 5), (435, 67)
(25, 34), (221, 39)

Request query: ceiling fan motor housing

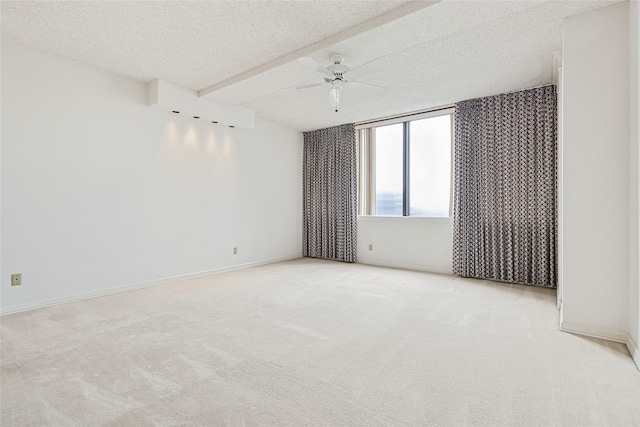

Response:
(328, 53), (350, 77)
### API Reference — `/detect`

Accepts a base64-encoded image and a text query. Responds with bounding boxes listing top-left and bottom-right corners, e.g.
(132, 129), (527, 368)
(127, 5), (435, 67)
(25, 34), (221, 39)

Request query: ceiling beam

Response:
(198, 0), (439, 98)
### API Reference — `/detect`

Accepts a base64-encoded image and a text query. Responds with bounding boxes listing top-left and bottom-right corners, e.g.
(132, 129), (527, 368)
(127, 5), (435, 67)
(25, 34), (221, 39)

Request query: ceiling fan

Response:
(284, 54), (389, 112)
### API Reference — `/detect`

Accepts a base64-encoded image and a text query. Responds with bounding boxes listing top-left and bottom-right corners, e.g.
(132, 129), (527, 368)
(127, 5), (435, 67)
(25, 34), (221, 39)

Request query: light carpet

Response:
(1, 258), (639, 426)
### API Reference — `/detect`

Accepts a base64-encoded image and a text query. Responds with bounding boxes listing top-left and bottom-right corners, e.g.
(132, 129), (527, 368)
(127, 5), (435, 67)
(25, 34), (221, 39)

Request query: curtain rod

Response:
(461, 83), (556, 104)
(498, 82), (555, 95)
(355, 104), (455, 128)
(355, 83), (555, 128)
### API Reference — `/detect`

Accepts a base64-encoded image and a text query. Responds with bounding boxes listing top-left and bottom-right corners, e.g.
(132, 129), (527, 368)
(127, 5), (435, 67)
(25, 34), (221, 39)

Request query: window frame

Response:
(357, 107), (455, 217)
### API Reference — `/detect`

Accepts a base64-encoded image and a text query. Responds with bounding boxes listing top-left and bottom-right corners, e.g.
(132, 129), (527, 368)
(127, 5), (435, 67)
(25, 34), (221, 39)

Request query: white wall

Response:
(357, 216), (452, 274)
(0, 40), (303, 314)
(561, 2), (630, 342)
(628, 0), (640, 366)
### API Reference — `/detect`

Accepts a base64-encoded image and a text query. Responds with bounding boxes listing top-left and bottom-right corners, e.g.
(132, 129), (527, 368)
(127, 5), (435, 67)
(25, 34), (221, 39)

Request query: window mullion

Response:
(403, 121), (410, 216)
(368, 128), (376, 215)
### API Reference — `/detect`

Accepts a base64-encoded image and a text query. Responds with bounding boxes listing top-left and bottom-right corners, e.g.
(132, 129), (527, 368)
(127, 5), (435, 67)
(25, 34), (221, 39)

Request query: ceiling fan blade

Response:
(343, 58), (387, 81)
(298, 57), (335, 79)
(281, 82), (325, 92)
(349, 81), (389, 96)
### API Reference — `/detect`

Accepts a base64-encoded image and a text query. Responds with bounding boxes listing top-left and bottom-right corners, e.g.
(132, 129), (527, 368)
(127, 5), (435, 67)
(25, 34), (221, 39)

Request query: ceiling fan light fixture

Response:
(329, 86), (342, 112)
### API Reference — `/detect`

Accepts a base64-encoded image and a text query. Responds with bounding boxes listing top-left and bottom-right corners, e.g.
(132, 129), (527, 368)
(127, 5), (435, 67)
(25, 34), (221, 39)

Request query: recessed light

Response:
(229, 125), (235, 128)
(172, 110), (180, 114)
(193, 116), (200, 119)
(211, 121), (218, 124)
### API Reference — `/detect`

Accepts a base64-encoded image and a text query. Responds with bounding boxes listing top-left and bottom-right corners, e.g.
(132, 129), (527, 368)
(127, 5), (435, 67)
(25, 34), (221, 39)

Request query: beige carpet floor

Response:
(1, 258), (639, 426)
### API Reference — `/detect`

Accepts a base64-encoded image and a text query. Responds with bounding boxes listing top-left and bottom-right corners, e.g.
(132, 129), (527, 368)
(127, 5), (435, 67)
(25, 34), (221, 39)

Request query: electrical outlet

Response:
(368, 244), (373, 251)
(233, 247), (238, 255)
(11, 273), (22, 286)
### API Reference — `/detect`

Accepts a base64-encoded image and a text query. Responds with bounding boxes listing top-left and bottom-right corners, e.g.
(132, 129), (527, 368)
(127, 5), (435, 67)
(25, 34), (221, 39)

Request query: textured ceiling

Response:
(1, 0), (413, 90)
(1, 0), (622, 132)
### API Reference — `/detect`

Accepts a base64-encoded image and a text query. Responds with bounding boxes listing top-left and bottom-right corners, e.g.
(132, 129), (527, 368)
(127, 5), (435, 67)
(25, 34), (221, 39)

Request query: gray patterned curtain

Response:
(453, 85), (557, 287)
(303, 123), (357, 262)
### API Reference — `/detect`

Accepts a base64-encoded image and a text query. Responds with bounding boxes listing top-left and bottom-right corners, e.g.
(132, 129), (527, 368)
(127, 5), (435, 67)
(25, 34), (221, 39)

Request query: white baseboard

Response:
(560, 321), (627, 343)
(626, 334), (640, 370)
(357, 258), (453, 275)
(0, 256), (301, 316)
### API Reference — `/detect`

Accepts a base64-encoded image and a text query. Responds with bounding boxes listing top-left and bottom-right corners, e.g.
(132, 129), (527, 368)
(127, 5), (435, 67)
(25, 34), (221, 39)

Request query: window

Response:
(358, 108), (454, 217)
